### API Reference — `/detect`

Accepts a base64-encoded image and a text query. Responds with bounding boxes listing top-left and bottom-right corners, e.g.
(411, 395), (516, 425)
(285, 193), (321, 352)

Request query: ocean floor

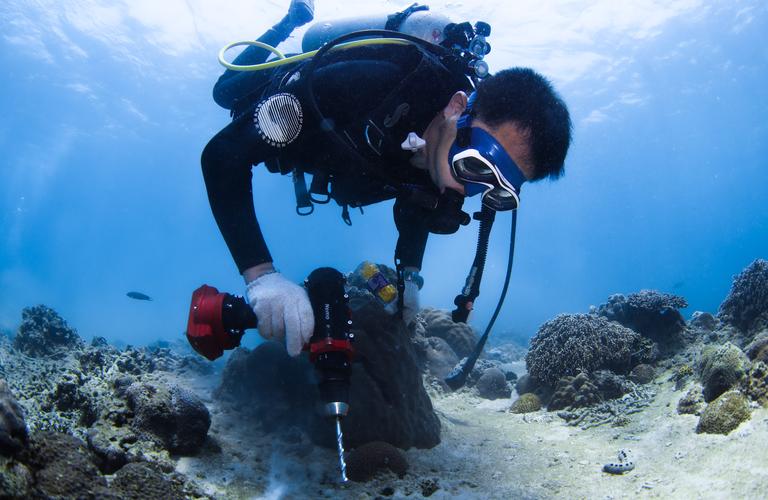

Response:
(3, 261), (768, 499)
(169, 360), (768, 499)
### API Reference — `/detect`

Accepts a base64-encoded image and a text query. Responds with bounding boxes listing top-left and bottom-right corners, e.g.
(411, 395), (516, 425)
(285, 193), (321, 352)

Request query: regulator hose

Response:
(218, 37), (415, 72)
(445, 209), (518, 390)
(452, 205), (495, 323)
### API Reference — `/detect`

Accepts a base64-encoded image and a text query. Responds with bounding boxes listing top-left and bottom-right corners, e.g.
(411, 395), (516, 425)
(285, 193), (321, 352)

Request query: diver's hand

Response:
(246, 272), (314, 356)
(402, 279), (421, 325)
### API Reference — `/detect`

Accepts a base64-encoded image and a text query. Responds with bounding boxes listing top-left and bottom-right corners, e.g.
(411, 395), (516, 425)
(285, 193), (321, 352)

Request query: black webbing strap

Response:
(293, 170), (314, 215)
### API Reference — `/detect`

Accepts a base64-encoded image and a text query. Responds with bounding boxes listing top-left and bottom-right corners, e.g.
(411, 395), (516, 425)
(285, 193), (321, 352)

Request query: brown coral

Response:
(744, 361), (768, 407)
(346, 441), (408, 482)
(696, 391), (751, 435)
(510, 393), (542, 414)
(547, 373), (601, 411)
(0, 380), (28, 456)
(745, 333), (768, 363)
(420, 308), (478, 358)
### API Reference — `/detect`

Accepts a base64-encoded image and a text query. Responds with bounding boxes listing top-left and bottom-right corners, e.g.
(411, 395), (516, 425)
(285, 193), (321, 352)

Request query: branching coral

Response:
(718, 259), (768, 333)
(525, 314), (654, 386)
(594, 290), (688, 346)
(13, 305), (82, 357)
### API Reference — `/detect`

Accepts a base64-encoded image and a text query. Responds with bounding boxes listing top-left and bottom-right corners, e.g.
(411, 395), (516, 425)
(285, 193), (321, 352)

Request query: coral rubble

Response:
(0, 305), (212, 499)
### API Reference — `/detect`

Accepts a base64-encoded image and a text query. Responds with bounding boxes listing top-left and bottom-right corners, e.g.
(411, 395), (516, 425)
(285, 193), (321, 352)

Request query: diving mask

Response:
(449, 96), (526, 211)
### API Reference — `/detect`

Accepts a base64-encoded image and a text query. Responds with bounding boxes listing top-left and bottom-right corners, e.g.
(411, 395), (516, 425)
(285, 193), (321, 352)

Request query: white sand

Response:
(169, 369), (768, 499)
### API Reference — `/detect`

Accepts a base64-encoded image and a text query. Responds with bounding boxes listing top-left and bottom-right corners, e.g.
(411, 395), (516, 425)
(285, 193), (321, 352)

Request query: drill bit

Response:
(335, 417), (348, 483)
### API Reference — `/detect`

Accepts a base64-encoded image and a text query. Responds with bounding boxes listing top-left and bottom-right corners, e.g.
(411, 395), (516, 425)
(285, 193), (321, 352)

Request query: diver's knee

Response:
(212, 78), (234, 110)
(201, 135), (226, 176)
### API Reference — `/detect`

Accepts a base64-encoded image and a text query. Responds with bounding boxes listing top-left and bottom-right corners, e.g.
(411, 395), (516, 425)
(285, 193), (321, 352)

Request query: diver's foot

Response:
(289, 0), (315, 27)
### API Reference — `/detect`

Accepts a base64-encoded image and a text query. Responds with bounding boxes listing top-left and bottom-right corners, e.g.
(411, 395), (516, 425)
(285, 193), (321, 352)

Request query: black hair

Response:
(473, 68), (572, 180)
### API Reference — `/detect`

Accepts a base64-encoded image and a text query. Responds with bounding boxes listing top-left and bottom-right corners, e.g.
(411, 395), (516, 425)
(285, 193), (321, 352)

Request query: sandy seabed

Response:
(170, 363), (768, 500)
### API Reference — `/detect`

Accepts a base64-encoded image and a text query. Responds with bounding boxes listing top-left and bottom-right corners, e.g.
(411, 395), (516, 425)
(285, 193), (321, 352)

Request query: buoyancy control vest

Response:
(269, 31), (474, 224)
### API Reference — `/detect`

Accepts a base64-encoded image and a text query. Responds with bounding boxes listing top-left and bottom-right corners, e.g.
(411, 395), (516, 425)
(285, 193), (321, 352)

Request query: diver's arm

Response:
(393, 197), (430, 270)
(200, 122), (274, 274)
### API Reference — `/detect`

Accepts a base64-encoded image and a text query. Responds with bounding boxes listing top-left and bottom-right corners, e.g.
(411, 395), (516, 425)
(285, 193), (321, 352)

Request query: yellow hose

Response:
(218, 38), (413, 72)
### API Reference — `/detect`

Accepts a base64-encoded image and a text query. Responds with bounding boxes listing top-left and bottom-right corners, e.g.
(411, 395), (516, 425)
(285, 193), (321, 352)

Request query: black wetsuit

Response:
(202, 26), (472, 274)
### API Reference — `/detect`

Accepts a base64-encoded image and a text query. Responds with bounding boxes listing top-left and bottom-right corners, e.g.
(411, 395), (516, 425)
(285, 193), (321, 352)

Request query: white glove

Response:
(246, 272), (314, 357)
(402, 280), (421, 325)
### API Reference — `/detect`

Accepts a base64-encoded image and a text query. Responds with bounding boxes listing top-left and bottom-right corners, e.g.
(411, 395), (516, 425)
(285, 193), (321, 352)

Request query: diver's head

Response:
(414, 68), (572, 210)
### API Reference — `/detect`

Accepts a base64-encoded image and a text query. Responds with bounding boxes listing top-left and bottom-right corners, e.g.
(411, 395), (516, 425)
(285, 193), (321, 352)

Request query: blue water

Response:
(1, 1), (766, 346)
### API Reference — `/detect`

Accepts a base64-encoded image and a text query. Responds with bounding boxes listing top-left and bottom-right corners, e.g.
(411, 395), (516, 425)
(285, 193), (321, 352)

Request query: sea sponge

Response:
(419, 308), (478, 358)
(696, 391), (751, 435)
(718, 259), (768, 333)
(510, 393), (541, 414)
(345, 441), (408, 482)
(526, 314), (654, 386)
(13, 305), (82, 357)
(698, 343), (748, 402)
(593, 290), (688, 347)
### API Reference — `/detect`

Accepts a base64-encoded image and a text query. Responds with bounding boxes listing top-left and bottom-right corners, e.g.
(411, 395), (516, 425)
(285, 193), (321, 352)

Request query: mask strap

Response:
(456, 125), (472, 148)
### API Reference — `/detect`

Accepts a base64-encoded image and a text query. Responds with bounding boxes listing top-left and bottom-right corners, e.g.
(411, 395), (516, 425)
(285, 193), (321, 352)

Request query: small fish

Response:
(126, 291), (152, 301)
(672, 281), (684, 289)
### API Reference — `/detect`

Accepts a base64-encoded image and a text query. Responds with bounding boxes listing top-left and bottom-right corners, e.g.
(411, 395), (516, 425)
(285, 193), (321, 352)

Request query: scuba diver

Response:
(200, 0), (572, 361)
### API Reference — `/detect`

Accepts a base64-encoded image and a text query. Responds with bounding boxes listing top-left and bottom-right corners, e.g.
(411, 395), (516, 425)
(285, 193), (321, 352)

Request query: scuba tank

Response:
(302, 8), (452, 51)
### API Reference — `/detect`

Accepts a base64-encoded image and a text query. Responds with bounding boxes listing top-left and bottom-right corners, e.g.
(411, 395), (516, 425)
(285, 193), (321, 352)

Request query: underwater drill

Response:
(186, 267), (354, 482)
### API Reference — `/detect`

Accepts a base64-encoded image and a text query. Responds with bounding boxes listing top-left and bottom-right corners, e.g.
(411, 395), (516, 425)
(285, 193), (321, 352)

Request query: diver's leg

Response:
(213, 1), (315, 109)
